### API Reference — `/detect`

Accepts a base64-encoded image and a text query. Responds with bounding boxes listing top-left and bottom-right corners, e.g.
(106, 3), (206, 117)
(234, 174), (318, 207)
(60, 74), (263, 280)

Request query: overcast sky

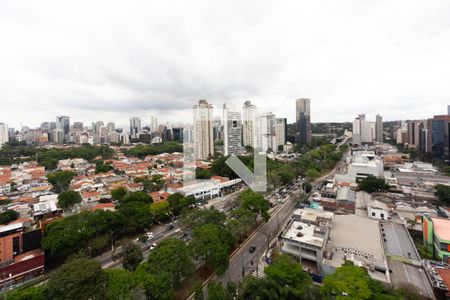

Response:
(1, 0), (450, 129)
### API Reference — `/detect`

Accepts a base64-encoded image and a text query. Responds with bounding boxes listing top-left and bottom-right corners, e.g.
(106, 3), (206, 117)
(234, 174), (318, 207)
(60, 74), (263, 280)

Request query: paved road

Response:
(219, 186), (301, 285)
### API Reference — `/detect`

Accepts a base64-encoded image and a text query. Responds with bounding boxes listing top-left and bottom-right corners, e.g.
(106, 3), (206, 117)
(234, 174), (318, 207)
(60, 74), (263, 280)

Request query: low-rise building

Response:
(423, 216), (450, 262)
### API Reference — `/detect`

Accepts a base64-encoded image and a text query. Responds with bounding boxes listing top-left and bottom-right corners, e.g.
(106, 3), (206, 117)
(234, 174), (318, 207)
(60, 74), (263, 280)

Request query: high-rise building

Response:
(296, 98), (311, 144)
(51, 129), (64, 143)
(352, 114), (376, 145)
(223, 104), (242, 156)
(426, 115), (450, 162)
(106, 122), (115, 134)
(375, 114), (383, 143)
(129, 117), (141, 137)
(56, 116), (70, 142)
(406, 120), (423, 148)
(193, 100), (214, 160)
(72, 122), (84, 132)
(242, 101), (257, 148)
(275, 118), (287, 151)
(0, 123), (8, 148)
(150, 116), (158, 132)
(256, 112), (277, 153)
(448, 105), (450, 115)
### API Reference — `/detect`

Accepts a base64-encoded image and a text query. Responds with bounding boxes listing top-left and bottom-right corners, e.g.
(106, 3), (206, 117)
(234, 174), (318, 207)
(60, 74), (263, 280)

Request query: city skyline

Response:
(2, 1), (450, 128)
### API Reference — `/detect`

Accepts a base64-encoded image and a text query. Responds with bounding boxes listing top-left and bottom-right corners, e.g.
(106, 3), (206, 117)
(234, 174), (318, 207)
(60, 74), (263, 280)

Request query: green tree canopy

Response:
(6, 286), (48, 300)
(180, 207), (226, 231)
(47, 257), (107, 300)
(57, 190), (82, 209)
(264, 254), (312, 295)
(149, 200), (171, 221)
(147, 238), (194, 287)
(105, 269), (140, 300)
(190, 224), (235, 275)
(434, 184), (450, 205)
(122, 241), (144, 272)
(239, 190), (270, 223)
(167, 193), (195, 216)
(0, 209), (19, 225)
(357, 175), (390, 194)
(47, 170), (76, 193)
(121, 191), (152, 204)
(111, 186), (128, 202)
(321, 262), (372, 300)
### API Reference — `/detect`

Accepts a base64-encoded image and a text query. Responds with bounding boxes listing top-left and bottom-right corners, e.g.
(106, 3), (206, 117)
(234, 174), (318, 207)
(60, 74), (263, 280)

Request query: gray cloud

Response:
(1, 0), (450, 129)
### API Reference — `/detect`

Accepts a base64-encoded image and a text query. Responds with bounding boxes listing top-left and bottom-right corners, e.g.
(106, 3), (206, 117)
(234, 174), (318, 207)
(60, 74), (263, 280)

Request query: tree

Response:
(190, 224), (234, 275)
(207, 281), (227, 300)
(180, 207), (226, 231)
(0, 209), (19, 225)
(357, 175), (390, 194)
(321, 262), (372, 300)
(136, 263), (174, 300)
(240, 190), (270, 224)
(47, 257), (107, 300)
(302, 182), (313, 194)
(57, 190), (82, 210)
(6, 286), (48, 300)
(407, 218), (418, 230)
(47, 170), (76, 193)
(117, 201), (153, 232)
(147, 238), (194, 287)
(105, 269), (139, 300)
(122, 241), (144, 272)
(196, 168), (212, 179)
(111, 186), (128, 202)
(306, 168), (319, 179)
(95, 160), (113, 174)
(434, 184), (450, 205)
(168, 193), (195, 216)
(238, 276), (285, 300)
(150, 200), (171, 221)
(122, 191), (152, 204)
(264, 254), (312, 296)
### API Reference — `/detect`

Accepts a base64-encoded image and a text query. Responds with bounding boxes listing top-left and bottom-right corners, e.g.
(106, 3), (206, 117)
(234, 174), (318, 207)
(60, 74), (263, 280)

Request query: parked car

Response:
(166, 224), (175, 231)
(150, 243), (157, 250)
(249, 246), (256, 253)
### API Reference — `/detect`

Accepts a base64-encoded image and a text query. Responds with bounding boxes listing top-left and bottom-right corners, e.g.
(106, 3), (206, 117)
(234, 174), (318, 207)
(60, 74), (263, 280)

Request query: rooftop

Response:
(432, 217), (450, 242)
(283, 220), (326, 248)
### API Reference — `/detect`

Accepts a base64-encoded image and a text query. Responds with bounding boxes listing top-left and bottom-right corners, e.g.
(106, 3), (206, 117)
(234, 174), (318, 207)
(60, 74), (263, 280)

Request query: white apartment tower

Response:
(223, 104), (242, 156)
(353, 114), (376, 145)
(150, 116), (158, 132)
(193, 100), (214, 160)
(256, 112), (277, 153)
(0, 123), (8, 148)
(242, 101), (257, 148)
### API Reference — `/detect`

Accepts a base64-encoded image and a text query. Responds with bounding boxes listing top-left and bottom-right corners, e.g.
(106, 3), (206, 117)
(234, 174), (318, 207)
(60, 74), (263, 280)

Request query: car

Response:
(145, 232), (154, 239)
(166, 224), (175, 231)
(249, 246), (256, 253)
(150, 243), (157, 250)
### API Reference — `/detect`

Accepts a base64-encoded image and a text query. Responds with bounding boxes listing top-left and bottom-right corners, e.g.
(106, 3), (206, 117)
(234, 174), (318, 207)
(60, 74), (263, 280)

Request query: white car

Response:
(145, 232), (154, 239)
(150, 243), (157, 250)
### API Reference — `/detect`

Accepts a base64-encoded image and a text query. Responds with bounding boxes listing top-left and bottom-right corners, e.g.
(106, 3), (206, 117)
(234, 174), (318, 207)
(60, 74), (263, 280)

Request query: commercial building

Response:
(280, 209), (333, 271)
(223, 104), (242, 156)
(423, 216), (450, 262)
(375, 114), (383, 143)
(175, 178), (241, 200)
(322, 214), (389, 283)
(0, 122), (8, 148)
(296, 98), (311, 144)
(335, 151), (384, 184)
(193, 100), (214, 160)
(242, 101), (257, 148)
(129, 117), (141, 138)
(275, 118), (287, 151)
(352, 114), (377, 145)
(426, 115), (450, 162)
(56, 116), (70, 142)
